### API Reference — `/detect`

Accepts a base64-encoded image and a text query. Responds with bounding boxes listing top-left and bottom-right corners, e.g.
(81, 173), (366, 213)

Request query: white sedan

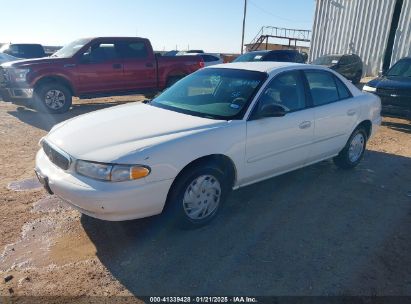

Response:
(35, 62), (381, 227)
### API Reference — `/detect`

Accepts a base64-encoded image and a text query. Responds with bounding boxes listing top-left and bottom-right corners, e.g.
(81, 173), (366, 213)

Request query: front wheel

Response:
(165, 162), (230, 229)
(34, 83), (72, 114)
(333, 127), (367, 169)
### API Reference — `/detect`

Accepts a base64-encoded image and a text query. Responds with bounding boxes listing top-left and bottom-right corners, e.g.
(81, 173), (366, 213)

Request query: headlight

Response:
(76, 160), (150, 182)
(12, 68), (30, 82)
(363, 85), (377, 92)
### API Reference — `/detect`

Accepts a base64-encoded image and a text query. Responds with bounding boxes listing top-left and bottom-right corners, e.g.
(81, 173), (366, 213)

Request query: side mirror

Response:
(259, 104), (287, 118)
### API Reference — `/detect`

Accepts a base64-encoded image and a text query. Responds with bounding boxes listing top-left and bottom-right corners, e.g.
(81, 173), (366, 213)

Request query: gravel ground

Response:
(0, 93), (410, 300)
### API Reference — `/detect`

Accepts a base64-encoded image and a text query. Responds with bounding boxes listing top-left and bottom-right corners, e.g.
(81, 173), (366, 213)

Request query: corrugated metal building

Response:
(310, 0), (411, 76)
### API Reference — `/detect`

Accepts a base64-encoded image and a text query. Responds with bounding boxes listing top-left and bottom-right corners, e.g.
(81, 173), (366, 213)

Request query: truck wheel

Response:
(34, 83), (72, 114)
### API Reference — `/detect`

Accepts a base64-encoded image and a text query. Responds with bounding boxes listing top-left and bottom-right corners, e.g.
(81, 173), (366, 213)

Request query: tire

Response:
(165, 161), (231, 229)
(352, 70), (362, 85)
(333, 127), (367, 169)
(34, 83), (72, 114)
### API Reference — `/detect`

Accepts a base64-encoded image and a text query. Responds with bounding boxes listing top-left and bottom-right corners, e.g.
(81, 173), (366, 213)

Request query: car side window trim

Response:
(247, 69), (309, 121)
(334, 75), (353, 101)
(302, 69), (353, 108)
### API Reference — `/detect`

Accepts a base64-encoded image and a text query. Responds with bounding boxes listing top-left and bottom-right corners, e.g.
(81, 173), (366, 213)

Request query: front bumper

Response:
(375, 90), (411, 118)
(35, 149), (174, 221)
(0, 87), (33, 100)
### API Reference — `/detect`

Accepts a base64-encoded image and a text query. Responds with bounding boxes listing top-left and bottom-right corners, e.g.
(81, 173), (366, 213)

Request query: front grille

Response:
(42, 141), (71, 170)
(376, 88), (411, 109)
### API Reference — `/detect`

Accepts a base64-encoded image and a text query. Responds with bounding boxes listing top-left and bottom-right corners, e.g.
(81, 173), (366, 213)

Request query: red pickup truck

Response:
(0, 37), (204, 113)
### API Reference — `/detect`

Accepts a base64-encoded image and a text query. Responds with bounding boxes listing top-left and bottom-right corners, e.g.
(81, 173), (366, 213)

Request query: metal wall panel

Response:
(310, 0), (402, 76)
(391, 0), (411, 65)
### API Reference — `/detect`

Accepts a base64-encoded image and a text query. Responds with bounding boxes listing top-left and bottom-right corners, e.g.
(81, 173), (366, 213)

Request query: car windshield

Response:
(151, 68), (267, 120)
(387, 59), (411, 77)
(313, 55), (341, 65)
(233, 52), (268, 62)
(51, 38), (91, 58)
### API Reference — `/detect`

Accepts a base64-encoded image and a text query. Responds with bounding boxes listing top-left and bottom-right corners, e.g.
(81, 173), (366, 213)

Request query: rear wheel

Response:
(34, 83), (72, 114)
(334, 127), (367, 169)
(165, 162), (230, 228)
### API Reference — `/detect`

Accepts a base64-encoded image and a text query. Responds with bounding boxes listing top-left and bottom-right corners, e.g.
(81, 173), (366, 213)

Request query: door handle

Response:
(299, 121), (312, 129)
(145, 62), (154, 68)
(112, 63), (122, 69)
(347, 109), (356, 116)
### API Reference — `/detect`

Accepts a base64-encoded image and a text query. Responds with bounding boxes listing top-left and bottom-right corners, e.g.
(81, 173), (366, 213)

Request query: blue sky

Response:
(1, 0), (315, 53)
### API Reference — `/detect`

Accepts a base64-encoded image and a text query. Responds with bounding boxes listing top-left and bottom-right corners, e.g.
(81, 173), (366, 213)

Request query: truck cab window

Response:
(82, 43), (120, 63)
(119, 41), (148, 59)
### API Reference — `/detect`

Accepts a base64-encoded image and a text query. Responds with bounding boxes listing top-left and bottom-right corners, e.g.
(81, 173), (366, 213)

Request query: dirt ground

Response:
(0, 92), (410, 300)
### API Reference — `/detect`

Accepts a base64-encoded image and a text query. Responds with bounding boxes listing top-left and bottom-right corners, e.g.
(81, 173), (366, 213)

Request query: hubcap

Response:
(348, 133), (365, 163)
(44, 89), (65, 110)
(183, 175), (221, 220)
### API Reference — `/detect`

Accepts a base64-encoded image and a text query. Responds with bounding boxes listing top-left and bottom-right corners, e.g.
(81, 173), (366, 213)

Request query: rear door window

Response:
(119, 41), (148, 59)
(305, 71), (340, 106)
(335, 77), (352, 99)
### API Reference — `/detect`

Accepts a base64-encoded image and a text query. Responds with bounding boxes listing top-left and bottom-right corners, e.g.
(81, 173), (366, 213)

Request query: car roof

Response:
(208, 61), (306, 73)
(321, 53), (359, 57)
(247, 50), (299, 54)
(183, 53), (220, 56)
(3, 43), (43, 46)
(247, 50), (270, 54)
(269, 49), (299, 53)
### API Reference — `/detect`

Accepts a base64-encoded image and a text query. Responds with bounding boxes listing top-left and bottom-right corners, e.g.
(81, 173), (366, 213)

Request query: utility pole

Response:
(241, 0), (247, 54)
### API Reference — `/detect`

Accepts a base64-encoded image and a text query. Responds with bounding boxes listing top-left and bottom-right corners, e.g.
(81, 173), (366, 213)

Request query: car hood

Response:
(46, 102), (227, 162)
(368, 76), (411, 90)
(1, 57), (69, 68)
